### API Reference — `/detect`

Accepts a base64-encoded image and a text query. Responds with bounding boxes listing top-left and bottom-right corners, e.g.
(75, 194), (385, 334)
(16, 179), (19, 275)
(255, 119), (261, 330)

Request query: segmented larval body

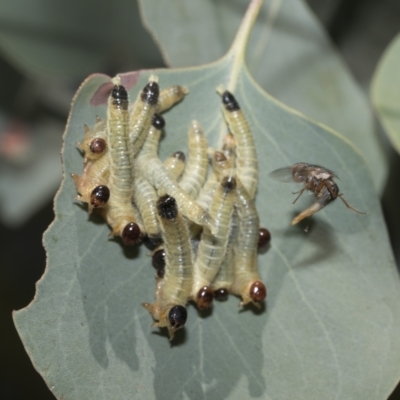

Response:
(143, 195), (193, 340)
(218, 88), (258, 200)
(191, 175), (237, 309)
(157, 85), (189, 113)
(197, 151), (233, 210)
(179, 120), (208, 199)
(137, 116), (216, 233)
(104, 80), (138, 238)
(163, 151), (186, 180)
(230, 177), (266, 307)
(212, 212), (238, 300)
(128, 75), (160, 159)
(132, 175), (160, 238)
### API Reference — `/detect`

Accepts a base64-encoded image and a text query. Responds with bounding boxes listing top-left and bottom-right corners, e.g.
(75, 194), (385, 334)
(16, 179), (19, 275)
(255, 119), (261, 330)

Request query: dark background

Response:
(0, 0), (399, 398)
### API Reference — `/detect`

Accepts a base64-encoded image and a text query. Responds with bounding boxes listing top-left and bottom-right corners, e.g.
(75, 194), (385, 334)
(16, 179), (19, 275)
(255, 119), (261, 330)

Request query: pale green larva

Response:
(179, 120), (208, 199)
(217, 87), (258, 200)
(191, 174), (237, 309)
(137, 115), (216, 233)
(143, 195), (193, 340)
(230, 177), (266, 307)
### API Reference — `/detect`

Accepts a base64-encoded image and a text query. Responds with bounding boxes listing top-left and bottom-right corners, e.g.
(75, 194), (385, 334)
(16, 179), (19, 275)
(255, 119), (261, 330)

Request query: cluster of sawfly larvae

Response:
(72, 75), (270, 340)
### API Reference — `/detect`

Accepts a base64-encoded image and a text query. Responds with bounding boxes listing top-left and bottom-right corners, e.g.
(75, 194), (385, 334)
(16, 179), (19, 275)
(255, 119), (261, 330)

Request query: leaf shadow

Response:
(76, 223), (146, 372)
(139, 297), (267, 400)
(278, 212), (339, 269)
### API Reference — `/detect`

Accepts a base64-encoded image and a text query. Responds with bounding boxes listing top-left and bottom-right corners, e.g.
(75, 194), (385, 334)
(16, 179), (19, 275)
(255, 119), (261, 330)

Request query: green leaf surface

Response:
(14, 3), (400, 400)
(371, 32), (400, 154)
(0, 0), (163, 80)
(139, 0), (387, 190)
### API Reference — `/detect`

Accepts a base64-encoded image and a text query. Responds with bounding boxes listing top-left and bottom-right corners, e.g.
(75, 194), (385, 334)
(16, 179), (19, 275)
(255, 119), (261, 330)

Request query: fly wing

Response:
(268, 167), (294, 183)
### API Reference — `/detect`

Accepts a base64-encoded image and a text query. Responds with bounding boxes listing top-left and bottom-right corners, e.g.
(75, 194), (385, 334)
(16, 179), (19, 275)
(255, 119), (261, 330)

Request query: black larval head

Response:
(221, 90), (240, 111)
(111, 85), (128, 99)
(168, 305), (187, 330)
(111, 85), (128, 108)
(156, 195), (178, 220)
(152, 114), (165, 130)
(141, 81), (160, 105)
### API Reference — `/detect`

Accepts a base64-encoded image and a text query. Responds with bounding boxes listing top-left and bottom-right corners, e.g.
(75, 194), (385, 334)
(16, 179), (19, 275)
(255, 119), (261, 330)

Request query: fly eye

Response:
(196, 286), (214, 309)
(168, 305), (187, 329)
(258, 228), (271, 249)
(122, 222), (141, 246)
(90, 185), (110, 208)
(89, 138), (107, 154)
(214, 288), (229, 301)
(249, 281), (267, 303)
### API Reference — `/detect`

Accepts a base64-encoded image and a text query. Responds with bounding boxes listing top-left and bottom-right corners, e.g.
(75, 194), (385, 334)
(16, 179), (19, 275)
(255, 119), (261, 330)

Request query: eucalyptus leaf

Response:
(14, 2), (400, 400)
(139, 0), (387, 191)
(0, 0), (163, 80)
(371, 32), (400, 155)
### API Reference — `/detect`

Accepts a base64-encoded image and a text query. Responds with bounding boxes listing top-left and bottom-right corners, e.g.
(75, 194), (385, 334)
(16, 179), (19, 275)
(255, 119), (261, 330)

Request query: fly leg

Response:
(338, 194), (366, 214)
(292, 188), (306, 204)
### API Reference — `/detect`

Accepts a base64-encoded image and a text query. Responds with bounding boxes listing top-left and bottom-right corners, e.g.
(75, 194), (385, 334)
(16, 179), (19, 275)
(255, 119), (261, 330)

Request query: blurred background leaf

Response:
(371, 32), (400, 155)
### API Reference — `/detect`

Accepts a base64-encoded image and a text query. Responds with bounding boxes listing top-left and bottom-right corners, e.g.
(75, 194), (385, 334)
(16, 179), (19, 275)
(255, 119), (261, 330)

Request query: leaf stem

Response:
(226, 0), (264, 92)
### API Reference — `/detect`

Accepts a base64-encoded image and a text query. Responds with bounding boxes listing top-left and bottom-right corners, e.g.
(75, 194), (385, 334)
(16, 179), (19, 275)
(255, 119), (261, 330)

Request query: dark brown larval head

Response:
(258, 228), (271, 249)
(196, 286), (214, 309)
(90, 185), (110, 208)
(249, 281), (267, 303)
(214, 151), (227, 162)
(122, 222), (141, 246)
(89, 138), (107, 154)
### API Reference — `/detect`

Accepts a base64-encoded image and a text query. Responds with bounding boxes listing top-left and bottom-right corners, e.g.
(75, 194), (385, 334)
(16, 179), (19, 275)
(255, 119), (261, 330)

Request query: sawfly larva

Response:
(129, 75), (160, 159)
(143, 195), (193, 340)
(158, 85), (189, 113)
(137, 116), (216, 233)
(163, 151), (186, 180)
(103, 78), (141, 244)
(179, 120), (208, 199)
(212, 212), (238, 301)
(230, 178), (266, 307)
(192, 175), (237, 309)
(217, 87), (258, 199)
